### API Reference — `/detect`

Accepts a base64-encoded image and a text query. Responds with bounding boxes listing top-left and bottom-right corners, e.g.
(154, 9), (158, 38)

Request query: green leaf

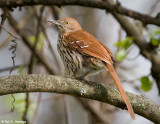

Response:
(116, 49), (126, 62)
(151, 37), (160, 46)
(149, 34), (160, 46)
(114, 36), (133, 49)
(154, 29), (160, 35)
(149, 29), (160, 46)
(28, 32), (45, 50)
(140, 76), (153, 92)
(18, 66), (24, 75)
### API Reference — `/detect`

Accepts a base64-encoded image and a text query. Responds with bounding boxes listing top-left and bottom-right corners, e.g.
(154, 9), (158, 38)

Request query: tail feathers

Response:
(106, 64), (135, 120)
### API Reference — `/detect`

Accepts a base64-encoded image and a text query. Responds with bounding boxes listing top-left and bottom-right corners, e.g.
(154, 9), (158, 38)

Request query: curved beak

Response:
(47, 19), (61, 26)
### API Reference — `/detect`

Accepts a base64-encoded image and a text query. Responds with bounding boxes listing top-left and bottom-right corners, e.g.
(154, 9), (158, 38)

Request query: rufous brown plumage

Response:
(47, 17), (135, 120)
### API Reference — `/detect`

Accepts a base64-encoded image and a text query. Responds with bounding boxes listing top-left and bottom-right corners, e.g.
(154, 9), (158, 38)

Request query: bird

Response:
(47, 17), (135, 120)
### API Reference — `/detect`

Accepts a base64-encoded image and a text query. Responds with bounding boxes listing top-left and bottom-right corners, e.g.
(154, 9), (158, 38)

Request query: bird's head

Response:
(47, 17), (82, 34)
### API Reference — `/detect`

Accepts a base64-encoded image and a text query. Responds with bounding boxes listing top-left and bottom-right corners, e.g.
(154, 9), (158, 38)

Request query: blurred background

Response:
(0, 0), (160, 124)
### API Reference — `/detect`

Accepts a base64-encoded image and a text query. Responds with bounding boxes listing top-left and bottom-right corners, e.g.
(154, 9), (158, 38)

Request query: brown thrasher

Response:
(47, 17), (135, 120)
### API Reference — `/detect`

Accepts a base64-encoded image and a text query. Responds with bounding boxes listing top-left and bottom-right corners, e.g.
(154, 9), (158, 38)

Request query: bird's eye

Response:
(65, 22), (69, 25)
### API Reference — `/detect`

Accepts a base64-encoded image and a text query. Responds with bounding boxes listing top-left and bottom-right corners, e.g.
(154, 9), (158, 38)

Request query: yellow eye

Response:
(65, 22), (69, 25)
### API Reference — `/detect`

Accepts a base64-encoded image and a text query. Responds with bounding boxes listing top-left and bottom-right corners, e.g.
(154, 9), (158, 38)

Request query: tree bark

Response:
(0, 0), (159, 26)
(0, 74), (160, 123)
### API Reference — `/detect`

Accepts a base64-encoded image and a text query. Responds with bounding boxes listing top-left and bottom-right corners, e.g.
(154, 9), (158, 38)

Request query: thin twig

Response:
(0, 8), (9, 36)
(0, 12), (34, 50)
(31, 93), (42, 124)
(50, 6), (60, 20)
(0, 0), (159, 26)
(0, 11), (19, 112)
(36, 6), (61, 74)
(0, 64), (27, 73)
(77, 98), (112, 124)
(104, 0), (160, 94)
(29, 6), (44, 73)
(22, 6), (45, 123)
(9, 39), (17, 76)
(63, 96), (69, 124)
(0, 25), (19, 40)
(7, 12), (56, 75)
(10, 94), (15, 112)
(149, 0), (160, 15)
(22, 92), (29, 124)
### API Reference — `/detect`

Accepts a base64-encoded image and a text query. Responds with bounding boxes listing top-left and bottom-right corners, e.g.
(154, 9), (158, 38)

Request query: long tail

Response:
(106, 64), (135, 120)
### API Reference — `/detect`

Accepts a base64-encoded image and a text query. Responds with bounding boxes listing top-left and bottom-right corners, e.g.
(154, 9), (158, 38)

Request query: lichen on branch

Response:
(0, 74), (160, 123)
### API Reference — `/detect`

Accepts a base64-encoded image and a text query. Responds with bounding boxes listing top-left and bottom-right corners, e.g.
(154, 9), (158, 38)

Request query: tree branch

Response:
(76, 98), (112, 124)
(0, 74), (160, 123)
(7, 12), (56, 75)
(104, 0), (160, 94)
(0, 0), (159, 26)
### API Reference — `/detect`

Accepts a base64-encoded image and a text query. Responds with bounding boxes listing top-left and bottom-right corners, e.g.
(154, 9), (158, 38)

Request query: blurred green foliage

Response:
(18, 66), (24, 75)
(114, 36), (133, 62)
(28, 32), (45, 50)
(114, 37), (134, 49)
(140, 76), (153, 92)
(149, 29), (160, 46)
(4, 66), (36, 121)
(116, 49), (126, 62)
(4, 94), (36, 120)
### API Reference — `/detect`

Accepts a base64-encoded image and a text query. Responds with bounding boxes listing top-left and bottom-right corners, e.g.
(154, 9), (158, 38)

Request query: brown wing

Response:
(65, 30), (135, 119)
(65, 30), (114, 65)
(99, 42), (116, 63)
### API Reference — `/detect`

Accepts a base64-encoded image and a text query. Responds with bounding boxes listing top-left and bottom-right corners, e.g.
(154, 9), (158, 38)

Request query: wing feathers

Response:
(65, 30), (135, 120)
(66, 30), (113, 65)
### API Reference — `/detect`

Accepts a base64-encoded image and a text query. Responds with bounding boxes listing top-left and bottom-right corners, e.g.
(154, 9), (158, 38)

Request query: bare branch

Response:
(7, 12), (56, 75)
(0, 64), (27, 73)
(0, 0), (159, 26)
(76, 98), (112, 124)
(0, 74), (160, 123)
(22, 92), (29, 123)
(0, 8), (9, 35)
(31, 93), (42, 124)
(104, 0), (160, 94)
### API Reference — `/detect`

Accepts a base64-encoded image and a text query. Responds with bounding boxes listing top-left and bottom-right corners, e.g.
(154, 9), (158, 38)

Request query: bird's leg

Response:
(75, 71), (92, 80)
(75, 69), (102, 81)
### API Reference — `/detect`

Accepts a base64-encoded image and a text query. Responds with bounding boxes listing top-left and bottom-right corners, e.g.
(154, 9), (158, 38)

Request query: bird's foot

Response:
(75, 76), (85, 81)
